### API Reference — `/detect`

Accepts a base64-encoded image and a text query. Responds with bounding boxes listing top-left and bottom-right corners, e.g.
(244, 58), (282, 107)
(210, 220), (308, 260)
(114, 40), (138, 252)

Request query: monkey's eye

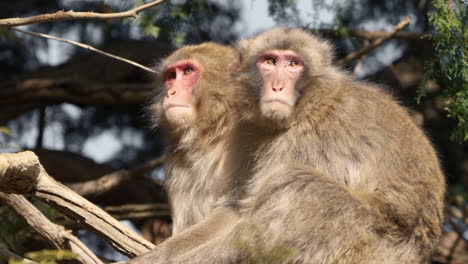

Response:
(289, 60), (299, 67)
(167, 71), (176, 80)
(184, 67), (194, 75)
(265, 58), (276, 65)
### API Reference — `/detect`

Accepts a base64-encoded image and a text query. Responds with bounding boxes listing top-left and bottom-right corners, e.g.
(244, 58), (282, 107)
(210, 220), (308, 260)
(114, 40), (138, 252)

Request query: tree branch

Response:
(0, 193), (103, 264)
(0, 151), (155, 257)
(318, 28), (429, 42)
(104, 203), (170, 220)
(0, 246), (37, 264)
(12, 28), (155, 73)
(67, 155), (165, 197)
(0, 0), (167, 27)
(335, 17), (412, 67)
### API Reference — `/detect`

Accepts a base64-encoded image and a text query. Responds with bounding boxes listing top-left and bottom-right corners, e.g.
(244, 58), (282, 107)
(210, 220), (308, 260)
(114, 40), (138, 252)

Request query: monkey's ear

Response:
(235, 39), (250, 62)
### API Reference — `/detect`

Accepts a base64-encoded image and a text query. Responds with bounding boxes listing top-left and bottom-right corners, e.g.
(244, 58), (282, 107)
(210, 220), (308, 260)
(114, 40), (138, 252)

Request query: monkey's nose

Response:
(272, 80), (284, 92)
(167, 89), (176, 98)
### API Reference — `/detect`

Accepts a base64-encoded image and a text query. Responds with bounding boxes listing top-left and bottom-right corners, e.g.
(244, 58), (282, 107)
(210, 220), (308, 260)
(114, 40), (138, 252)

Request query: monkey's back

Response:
(242, 77), (445, 262)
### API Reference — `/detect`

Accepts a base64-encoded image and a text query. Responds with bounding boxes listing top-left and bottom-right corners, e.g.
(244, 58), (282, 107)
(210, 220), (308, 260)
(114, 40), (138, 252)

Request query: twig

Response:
(353, 39), (369, 74)
(335, 17), (412, 67)
(67, 155), (165, 197)
(12, 28), (155, 73)
(0, 246), (37, 264)
(318, 28), (429, 42)
(35, 106), (46, 149)
(0, 193), (103, 264)
(0, 151), (155, 257)
(104, 203), (170, 220)
(0, 0), (167, 27)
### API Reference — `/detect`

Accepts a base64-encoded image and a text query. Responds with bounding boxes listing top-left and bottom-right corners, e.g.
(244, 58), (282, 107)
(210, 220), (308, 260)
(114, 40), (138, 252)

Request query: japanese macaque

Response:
(141, 28), (445, 264)
(149, 42), (241, 235)
(128, 28), (445, 264)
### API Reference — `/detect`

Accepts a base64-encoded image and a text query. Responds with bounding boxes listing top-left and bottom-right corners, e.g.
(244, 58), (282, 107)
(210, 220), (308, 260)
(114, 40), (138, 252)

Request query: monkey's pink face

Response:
(163, 60), (201, 125)
(256, 50), (304, 120)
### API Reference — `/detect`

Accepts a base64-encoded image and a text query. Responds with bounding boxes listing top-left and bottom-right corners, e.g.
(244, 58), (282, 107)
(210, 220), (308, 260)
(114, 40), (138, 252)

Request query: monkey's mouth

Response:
(164, 104), (191, 111)
(262, 98), (293, 107)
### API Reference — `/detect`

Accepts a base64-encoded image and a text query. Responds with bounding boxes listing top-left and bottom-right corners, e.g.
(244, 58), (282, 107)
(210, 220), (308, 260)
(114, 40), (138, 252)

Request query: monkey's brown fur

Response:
(164, 28), (444, 264)
(130, 29), (445, 264)
(150, 43), (240, 234)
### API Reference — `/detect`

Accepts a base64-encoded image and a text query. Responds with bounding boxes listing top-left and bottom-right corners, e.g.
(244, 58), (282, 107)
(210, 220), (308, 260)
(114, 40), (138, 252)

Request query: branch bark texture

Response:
(0, 151), (155, 257)
(0, 193), (103, 264)
(335, 17), (412, 66)
(0, 0), (167, 27)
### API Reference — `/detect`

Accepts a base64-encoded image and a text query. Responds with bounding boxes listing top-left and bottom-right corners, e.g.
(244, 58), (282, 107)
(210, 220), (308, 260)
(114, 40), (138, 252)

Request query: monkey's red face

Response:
(256, 50), (304, 120)
(163, 60), (201, 125)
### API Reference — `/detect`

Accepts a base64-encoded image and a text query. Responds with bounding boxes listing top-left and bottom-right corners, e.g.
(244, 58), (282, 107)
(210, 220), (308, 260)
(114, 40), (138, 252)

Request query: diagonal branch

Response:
(0, 193), (103, 264)
(0, 151), (155, 257)
(0, 246), (37, 264)
(335, 17), (412, 67)
(67, 155), (165, 197)
(12, 28), (155, 73)
(0, 0), (167, 27)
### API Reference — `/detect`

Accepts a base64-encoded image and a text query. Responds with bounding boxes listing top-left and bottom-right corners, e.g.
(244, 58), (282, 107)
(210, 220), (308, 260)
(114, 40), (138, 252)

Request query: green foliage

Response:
(132, 0), (238, 47)
(0, 126), (11, 135)
(421, 0), (468, 142)
(9, 250), (77, 264)
(450, 183), (468, 200)
(0, 200), (63, 257)
(0, 206), (33, 255)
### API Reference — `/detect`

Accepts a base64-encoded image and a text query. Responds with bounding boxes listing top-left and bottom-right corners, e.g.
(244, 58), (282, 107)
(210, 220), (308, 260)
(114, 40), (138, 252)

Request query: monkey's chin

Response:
(165, 107), (194, 127)
(260, 101), (293, 122)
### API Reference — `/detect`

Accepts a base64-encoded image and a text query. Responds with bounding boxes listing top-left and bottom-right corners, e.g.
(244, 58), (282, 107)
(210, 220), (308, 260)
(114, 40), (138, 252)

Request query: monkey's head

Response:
(237, 28), (335, 128)
(151, 43), (238, 137)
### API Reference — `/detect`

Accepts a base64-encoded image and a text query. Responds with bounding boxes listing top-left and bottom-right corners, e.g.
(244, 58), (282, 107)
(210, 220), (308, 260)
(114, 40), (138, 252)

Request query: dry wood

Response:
(0, 0), (167, 27)
(67, 155), (165, 197)
(13, 28), (155, 73)
(0, 246), (37, 264)
(0, 151), (155, 257)
(318, 28), (429, 42)
(0, 193), (103, 264)
(104, 203), (170, 220)
(335, 17), (412, 67)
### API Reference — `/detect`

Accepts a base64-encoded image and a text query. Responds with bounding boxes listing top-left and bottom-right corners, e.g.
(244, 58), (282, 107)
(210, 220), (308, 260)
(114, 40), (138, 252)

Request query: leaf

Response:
(0, 126), (10, 134)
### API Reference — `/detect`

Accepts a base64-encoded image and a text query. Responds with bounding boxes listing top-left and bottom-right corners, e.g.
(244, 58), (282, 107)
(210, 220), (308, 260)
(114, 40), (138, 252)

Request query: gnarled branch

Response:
(0, 0), (167, 27)
(335, 17), (412, 67)
(0, 151), (155, 257)
(0, 193), (103, 264)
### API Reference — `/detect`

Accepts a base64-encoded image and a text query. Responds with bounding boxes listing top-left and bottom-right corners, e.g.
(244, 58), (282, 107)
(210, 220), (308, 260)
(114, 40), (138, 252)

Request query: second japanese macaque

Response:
(130, 28), (445, 264)
(126, 43), (245, 264)
(149, 42), (242, 234)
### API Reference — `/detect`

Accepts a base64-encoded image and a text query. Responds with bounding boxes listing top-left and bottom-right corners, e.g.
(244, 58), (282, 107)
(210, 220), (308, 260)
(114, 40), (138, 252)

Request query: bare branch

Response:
(0, 246), (37, 264)
(0, 193), (103, 264)
(318, 28), (429, 42)
(104, 203), (170, 220)
(335, 17), (412, 67)
(13, 28), (155, 73)
(67, 155), (165, 197)
(0, 151), (155, 257)
(0, 0), (167, 27)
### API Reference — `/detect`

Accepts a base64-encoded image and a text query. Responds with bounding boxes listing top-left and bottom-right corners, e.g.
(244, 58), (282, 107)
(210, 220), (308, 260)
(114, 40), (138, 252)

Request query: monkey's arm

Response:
(125, 206), (239, 263)
(167, 163), (440, 264)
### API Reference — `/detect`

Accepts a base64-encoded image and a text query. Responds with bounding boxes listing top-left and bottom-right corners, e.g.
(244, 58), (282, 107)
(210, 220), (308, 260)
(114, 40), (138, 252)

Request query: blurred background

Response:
(0, 0), (466, 263)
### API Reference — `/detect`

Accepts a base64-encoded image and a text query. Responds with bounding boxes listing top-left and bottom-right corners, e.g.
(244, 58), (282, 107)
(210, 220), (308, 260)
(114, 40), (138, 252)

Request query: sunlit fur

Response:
(260, 100), (293, 122)
(164, 28), (444, 264)
(228, 28), (445, 264)
(130, 29), (445, 264)
(149, 43), (241, 234)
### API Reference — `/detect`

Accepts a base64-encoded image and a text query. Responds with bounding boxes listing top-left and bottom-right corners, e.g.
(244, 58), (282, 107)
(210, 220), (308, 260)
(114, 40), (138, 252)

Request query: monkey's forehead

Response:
(239, 28), (333, 68)
(159, 43), (236, 72)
